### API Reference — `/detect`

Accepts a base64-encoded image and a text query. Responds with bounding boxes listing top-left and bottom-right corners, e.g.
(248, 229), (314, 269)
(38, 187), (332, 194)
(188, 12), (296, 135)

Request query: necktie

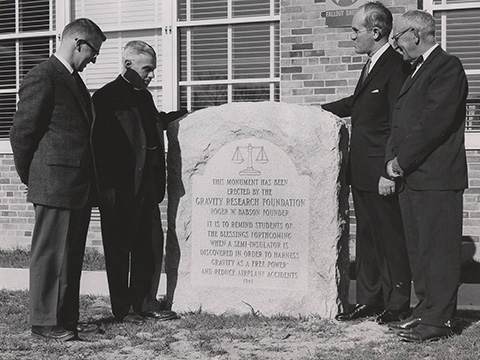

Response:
(410, 55), (424, 76)
(361, 57), (371, 85)
(72, 71), (92, 118)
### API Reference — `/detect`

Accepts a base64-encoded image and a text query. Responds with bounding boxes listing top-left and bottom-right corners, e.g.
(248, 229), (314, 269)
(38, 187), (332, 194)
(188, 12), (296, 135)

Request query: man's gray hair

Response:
(359, 1), (393, 39)
(402, 10), (436, 39)
(122, 40), (156, 62)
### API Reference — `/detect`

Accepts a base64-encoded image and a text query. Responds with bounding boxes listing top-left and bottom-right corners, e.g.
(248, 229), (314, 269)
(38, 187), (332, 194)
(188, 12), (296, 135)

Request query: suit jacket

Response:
(10, 55), (95, 209)
(386, 46), (468, 190)
(92, 75), (186, 206)
(322, 46), (410, 191)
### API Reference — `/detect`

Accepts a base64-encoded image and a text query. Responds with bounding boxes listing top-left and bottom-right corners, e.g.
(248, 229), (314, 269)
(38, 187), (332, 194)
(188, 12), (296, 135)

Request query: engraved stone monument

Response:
(165, 102), (349, 317)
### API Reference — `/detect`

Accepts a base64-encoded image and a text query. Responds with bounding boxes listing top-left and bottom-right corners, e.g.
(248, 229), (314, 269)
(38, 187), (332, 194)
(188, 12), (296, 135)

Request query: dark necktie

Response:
(411, 55), (424, 73)
(72, 71), (92, 118)
(361, 57), (371, 85)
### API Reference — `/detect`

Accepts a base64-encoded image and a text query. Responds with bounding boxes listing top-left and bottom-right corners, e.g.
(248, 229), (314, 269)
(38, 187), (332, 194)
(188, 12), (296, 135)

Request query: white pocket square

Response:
(371, 89), (380, 93)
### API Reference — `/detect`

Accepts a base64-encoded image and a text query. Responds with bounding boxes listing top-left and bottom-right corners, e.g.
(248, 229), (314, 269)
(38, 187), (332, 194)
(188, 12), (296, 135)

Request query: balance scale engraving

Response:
(231, 143), (268, 176)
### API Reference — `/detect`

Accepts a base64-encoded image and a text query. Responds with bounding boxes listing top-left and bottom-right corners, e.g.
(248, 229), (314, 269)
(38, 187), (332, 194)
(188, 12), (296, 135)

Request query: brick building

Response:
(0, 0), (479, 262)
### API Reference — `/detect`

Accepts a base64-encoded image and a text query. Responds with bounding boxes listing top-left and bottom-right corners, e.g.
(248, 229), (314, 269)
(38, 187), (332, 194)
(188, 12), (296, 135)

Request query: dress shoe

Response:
(31, 326), (75, 341)
(143, 310), (179, 321)
(122, 313), (145, 324)
(76, 323), (99, 333)
(335, 304), (380, 321)
(376, 310), (409, 325)
(388, 315), (422, 330)
(397, 324), (453, 342)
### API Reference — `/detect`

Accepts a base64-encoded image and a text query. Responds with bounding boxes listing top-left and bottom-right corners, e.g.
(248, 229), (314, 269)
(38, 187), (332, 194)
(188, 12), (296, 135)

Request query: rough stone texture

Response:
(166, 102), (349, 317)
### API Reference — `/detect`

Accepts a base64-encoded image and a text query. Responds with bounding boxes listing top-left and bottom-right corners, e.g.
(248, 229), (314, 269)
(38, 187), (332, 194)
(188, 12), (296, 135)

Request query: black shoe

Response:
(397, 324), (453, 342)
(335, 304), (380, 321)
(388, 315), (422, 330)
(376, 310), (410, 325)
(31, 326), (75, 341)
(143, 310), (180, 321)
(122, 313), (145, 324)
(76, 323), (99, 333)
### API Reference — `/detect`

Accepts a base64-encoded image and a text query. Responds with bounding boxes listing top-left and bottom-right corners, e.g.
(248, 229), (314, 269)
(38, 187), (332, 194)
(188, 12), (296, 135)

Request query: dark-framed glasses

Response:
(392, 27), (414, 43)
(75, 38), (100, 57)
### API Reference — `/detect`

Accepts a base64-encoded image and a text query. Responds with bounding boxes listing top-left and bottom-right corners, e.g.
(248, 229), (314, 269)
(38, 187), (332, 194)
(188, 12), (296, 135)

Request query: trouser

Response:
(398, 187), (463, 327)
(352, 186), (411, 311)
(30, 203), (91, 329)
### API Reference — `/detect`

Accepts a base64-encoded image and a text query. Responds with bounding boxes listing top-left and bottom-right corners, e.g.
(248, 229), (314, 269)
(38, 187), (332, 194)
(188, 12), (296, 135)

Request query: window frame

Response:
(176, 0), (280, 111)
(424, 1), (480, 149)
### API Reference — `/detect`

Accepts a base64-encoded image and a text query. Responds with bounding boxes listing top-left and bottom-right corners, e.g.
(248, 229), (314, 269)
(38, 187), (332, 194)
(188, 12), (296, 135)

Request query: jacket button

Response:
(139, 168), (143, 172)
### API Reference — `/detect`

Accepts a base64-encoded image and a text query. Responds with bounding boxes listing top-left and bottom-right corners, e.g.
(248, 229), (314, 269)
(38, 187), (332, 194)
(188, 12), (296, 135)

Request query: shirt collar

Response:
(368, 42), (390, 72)
(53, 53), (74, 74)
(419, 43), (439, 63)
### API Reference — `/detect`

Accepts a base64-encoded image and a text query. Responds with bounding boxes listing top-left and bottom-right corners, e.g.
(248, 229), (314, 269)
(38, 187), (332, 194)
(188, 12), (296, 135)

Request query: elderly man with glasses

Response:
(322, 2), (412, 325)
(386, 10), (468, 342)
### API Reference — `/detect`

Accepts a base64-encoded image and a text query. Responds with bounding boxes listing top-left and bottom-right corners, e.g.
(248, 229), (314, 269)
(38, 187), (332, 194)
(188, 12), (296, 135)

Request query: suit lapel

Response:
(353, 46), (394, 100)
(49, 56), (93, 123)
(398, 46), (443, 98)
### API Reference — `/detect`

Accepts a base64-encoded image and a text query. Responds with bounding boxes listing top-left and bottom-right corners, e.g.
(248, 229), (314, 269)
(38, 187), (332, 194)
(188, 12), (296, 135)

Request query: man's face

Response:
(392, 18), (416, 61)
(350, 10), (374, 55)
(128, 53), (157, 89)
(74, 36), (102, 72)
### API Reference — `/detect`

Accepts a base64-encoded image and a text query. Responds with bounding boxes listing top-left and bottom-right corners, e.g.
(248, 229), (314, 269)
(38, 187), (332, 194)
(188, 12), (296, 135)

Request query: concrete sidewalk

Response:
(1, 267), (478, 311)
(0, 268), (166, 298)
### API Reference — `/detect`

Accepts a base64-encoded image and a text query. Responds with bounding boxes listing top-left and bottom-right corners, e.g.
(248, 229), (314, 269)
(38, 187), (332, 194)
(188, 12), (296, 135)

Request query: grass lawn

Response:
(1, 249), (479, 359)
(0, 290), (479, 359)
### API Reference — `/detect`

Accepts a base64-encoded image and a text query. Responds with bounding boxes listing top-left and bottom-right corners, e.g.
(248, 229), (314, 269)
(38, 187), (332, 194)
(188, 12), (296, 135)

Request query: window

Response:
(178, 0), (280, 111)
(0, 0), (54, 139)
(74, 0), (164, 106)
(426, 2), (480, 132)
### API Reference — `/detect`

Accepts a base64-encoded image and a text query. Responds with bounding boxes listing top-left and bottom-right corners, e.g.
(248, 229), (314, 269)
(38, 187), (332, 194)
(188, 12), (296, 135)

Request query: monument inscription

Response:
(191, 138), (309, 290)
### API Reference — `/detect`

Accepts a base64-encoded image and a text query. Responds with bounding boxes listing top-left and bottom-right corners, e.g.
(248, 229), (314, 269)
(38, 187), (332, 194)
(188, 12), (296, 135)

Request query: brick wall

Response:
(280, 0), (417, 105)
(0, 152), (169, 253)
(279, 0), (479, 262)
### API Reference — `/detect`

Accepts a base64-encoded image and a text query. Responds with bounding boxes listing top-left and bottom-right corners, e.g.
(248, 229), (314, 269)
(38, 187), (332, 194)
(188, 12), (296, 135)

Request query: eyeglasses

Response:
(75, 38), (100, 58)
(392, 27), (414, 43)
(351, 28), (371, 37)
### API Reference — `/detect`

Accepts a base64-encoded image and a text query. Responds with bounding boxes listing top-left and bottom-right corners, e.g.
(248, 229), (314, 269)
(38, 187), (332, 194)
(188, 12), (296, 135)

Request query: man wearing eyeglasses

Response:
(10, 18), (106, 341)
(386, 10), (468, 342)
(322, 2), (411, 324)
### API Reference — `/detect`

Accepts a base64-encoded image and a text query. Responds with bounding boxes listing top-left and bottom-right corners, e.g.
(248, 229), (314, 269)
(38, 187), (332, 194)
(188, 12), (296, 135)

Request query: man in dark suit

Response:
(322, 2), (412, 324)
(386, 10), (468, 342)
(92, 41), (186, 324)
(9, 18), (106, 341)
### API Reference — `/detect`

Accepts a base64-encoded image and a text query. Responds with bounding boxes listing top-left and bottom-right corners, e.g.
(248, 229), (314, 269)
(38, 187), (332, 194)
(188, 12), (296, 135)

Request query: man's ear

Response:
(124, 59), (132, 68)
(372, 28), (381, 41)
(413, 29), (420, 45)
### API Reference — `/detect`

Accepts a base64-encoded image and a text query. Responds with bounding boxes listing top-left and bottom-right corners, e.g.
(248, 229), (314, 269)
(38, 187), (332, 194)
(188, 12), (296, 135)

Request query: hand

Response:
(100, 188), (115, 209)
(378, 176), (396, 196)
(386, 157), (404, 179)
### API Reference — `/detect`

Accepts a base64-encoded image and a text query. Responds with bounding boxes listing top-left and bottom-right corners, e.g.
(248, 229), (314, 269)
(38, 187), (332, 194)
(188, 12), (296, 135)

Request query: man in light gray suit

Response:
(10, 18), (106, 341)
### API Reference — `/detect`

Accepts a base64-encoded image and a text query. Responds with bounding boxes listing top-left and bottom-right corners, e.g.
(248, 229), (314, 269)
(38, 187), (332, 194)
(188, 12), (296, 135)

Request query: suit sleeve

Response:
(9, 67), (54, 185)
(396, 57), (468, 172)
(158, 109), (188, 130)
(384, 61), (410, 172)
(321, 95), (354, 118)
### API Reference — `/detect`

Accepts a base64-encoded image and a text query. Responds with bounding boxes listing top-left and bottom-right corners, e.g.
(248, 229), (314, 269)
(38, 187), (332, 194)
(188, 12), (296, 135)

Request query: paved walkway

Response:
(0, 268), (166, 297)
(0, 268), (478, 310)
